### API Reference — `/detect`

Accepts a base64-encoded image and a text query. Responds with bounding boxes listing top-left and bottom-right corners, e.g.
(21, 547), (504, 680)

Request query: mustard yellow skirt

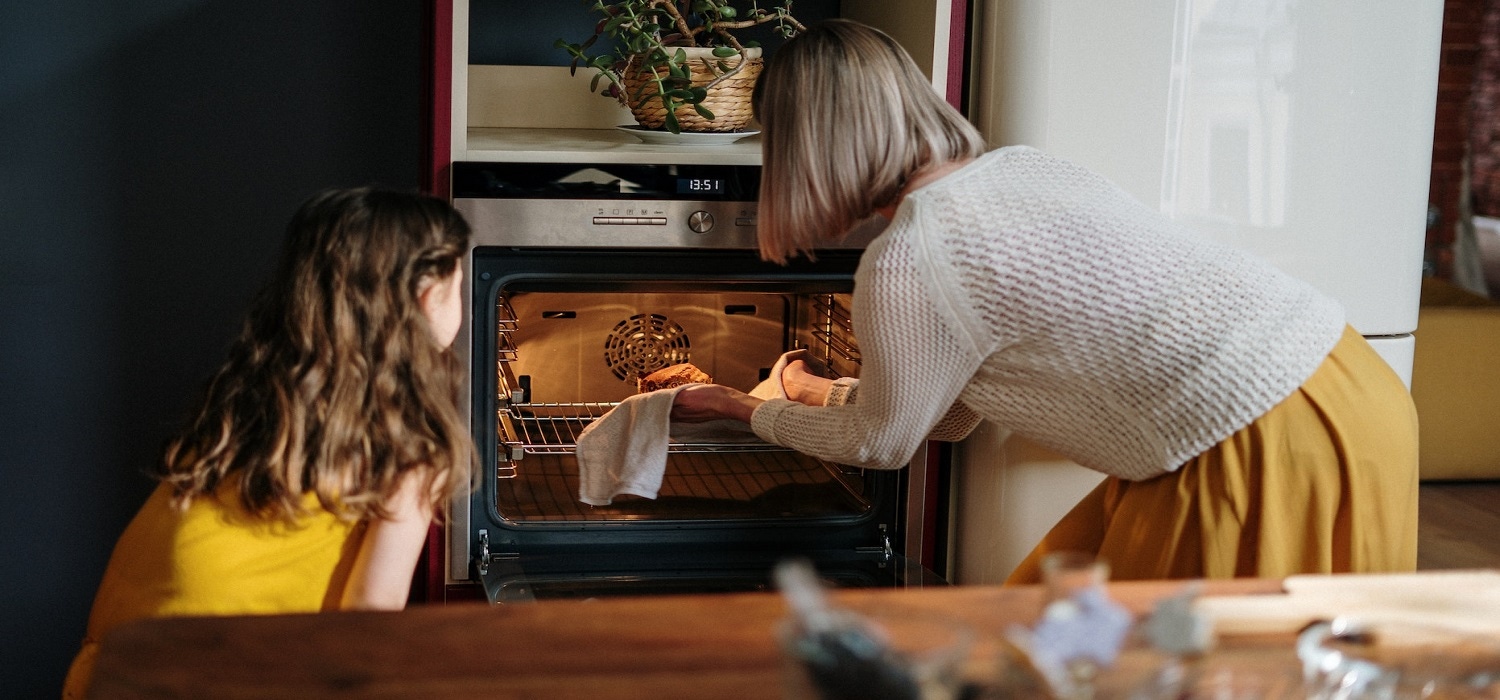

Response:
(1006, 326), (1420, 583)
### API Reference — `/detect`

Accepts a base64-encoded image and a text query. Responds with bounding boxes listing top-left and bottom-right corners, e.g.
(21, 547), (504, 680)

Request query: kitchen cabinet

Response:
(418, 1), (971, 601)
(431, 1), (969, 176)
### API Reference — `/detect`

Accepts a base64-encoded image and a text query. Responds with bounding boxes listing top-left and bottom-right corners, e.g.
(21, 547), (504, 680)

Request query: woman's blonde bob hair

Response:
(753, 19), (986, 263)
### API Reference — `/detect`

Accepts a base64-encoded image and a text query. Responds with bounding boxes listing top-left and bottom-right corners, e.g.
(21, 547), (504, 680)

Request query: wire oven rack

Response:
(498, 401), (789, 458)
(492, 399), (872, 522)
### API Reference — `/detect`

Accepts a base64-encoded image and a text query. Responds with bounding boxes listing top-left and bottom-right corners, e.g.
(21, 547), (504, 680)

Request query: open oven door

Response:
(462, 247), (944, 603)
(471, 537), (947, 605)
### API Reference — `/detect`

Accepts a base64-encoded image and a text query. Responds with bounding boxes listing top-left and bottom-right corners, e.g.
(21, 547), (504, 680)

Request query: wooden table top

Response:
(86, 577), (1305, 699)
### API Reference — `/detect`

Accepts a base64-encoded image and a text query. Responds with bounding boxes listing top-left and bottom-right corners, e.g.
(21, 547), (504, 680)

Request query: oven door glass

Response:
(468, 248), (903, 598)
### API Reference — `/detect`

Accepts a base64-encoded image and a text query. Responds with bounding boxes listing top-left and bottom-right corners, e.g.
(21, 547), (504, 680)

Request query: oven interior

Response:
(496, 287), (866, 523)
(468, 248), (911, 600)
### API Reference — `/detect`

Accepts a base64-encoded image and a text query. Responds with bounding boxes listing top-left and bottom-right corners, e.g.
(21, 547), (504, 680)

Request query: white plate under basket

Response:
(615, 125), (759, 146)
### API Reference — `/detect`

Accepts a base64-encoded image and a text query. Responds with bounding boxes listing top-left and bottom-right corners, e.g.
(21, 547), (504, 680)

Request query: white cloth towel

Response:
(575, 350), (822, 506)
(576, 383), (696, 506)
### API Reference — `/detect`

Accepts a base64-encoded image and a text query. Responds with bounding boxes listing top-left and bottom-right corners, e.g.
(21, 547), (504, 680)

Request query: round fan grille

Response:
(603, 314), (692, 382)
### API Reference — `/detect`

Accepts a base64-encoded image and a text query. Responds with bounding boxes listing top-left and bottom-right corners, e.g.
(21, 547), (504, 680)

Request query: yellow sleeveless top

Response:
(62, 481), (362, 698)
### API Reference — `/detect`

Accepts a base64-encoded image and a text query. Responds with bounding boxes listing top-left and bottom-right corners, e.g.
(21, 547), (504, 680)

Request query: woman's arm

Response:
(748, 250), (989, 468)
(783, 360), (983, 442)
(671, 358), (839, 423)
(339, 470), (434, 610)
(671, 384), (762, 423)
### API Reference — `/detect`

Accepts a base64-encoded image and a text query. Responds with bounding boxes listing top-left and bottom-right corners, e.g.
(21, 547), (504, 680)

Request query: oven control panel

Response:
(457, 198), (761, 248)
(452, 161), (760, 248)
(453, 161), (876, 250)
(586, 205), (750, 231)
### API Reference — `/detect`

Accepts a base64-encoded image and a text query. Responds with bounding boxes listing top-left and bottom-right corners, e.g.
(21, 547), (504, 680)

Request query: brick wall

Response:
(1428, 0), (1498, 279)
(1471, 0), (1500, 218)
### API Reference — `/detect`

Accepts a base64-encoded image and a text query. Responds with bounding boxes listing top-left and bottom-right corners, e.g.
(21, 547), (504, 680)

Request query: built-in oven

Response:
(443, 161), (947, 603)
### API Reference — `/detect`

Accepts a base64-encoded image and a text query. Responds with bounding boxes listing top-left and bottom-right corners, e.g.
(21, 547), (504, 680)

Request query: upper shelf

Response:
(451, 2), (960, 166)
(459, 66), (761, 165)
(466, 127), (761, 165)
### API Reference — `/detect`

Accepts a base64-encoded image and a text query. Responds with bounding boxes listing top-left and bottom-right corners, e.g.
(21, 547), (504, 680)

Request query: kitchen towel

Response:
(576, 383), (697, 506)
(575, 349), (824, 505)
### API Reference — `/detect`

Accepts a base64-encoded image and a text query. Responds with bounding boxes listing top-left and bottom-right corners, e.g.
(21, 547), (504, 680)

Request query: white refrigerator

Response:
(952, 0), (1444, 584)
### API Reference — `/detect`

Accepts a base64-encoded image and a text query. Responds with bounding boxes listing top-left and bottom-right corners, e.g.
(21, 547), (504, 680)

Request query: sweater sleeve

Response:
(750, 222), (988, 469)
(822, 379), (983, 443)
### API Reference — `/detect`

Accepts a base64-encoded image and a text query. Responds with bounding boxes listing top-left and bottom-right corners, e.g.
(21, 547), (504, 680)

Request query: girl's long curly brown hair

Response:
(156, 187), (473, 522)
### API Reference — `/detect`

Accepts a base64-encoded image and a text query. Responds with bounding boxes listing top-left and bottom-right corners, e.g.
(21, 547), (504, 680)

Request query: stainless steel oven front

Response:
(445, 161), (944, 603)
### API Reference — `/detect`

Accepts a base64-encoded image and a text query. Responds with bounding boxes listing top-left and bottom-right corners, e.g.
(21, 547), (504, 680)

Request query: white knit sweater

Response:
(750, 146), (1346, 481)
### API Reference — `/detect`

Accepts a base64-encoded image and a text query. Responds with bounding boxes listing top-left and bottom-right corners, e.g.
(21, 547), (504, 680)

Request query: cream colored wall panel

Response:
(971, 0), (1441, 340)
(952, 422), (1105, 585)
(452, 0), (471, 165)
(840, 0), (949, 99)
(468, 66), (633, 130)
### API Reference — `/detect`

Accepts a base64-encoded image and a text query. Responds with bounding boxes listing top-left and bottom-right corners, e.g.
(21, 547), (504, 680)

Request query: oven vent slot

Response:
(498, 401), (788, 457)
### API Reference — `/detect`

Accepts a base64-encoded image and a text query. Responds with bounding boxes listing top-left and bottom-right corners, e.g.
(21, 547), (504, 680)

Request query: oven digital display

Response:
(677, 178), (724, 195)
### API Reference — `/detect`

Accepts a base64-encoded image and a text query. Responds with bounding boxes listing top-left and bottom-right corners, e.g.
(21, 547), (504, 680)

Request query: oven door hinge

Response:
(472, 530), (531, 605)
(854, 530), (894, 563)
(476, 529), (522, 577)
(475, 530), (492, 575)
(473, 529), (523, 574)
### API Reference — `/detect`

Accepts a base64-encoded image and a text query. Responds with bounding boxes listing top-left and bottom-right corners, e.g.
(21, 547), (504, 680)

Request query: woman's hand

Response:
(782, 359), (834, 406)
(671, 384), (762, 424)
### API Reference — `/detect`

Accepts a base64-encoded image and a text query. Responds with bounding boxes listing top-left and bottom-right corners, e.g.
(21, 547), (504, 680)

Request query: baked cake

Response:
(637, 363), (712, 393)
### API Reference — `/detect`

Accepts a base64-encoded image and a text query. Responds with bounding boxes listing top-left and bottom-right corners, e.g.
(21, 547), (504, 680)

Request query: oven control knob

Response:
(688, 210), (715, 234)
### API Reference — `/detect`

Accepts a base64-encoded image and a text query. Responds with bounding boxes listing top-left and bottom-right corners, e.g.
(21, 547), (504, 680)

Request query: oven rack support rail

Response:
(808, 294), (860, 368)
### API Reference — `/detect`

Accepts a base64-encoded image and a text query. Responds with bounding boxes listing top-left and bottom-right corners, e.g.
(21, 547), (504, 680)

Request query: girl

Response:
(63, 187), (473, 697)
(672, 19), (1419, 583)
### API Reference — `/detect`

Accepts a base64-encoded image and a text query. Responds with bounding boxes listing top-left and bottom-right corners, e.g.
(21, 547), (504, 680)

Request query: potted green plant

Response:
(555, 1), (803, 134)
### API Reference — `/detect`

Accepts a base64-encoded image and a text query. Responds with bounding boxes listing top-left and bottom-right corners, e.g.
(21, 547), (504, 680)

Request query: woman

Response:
(672, 19), (1419, 582)
(63, 188), (473, 697)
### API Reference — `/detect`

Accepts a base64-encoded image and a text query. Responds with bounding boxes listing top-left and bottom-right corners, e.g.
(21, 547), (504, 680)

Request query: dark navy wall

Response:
(0, 2), (424, 695)
(469, 0), (840, 65)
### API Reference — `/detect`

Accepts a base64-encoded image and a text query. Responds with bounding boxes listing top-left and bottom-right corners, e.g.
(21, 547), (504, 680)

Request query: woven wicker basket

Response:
(619, 47), (762, 133)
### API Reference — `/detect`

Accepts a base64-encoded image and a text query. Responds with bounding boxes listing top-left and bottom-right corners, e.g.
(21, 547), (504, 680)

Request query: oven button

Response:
(688, 210), (714, 233)
(594, 216), (669, 226)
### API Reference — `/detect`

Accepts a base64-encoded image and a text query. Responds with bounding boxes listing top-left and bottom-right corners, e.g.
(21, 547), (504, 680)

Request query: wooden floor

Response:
(1417, 480), (1500, 570)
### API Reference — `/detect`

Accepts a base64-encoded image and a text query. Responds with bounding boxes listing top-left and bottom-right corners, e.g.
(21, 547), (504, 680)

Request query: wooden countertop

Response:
(87, 577), (1300, 699)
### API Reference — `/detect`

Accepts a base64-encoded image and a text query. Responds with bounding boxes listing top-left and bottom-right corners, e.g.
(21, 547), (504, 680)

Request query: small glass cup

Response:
(1032, 552), (1116, 699)
(777, 608), (975, 700)
(1040, 551), (1110, 605)
(1126, 655), (1306, 700)
(1298, 617), (1500, 699)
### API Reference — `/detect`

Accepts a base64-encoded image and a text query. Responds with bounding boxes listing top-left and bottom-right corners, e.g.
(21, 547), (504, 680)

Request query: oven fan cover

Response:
(603, 313), (692, 382)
